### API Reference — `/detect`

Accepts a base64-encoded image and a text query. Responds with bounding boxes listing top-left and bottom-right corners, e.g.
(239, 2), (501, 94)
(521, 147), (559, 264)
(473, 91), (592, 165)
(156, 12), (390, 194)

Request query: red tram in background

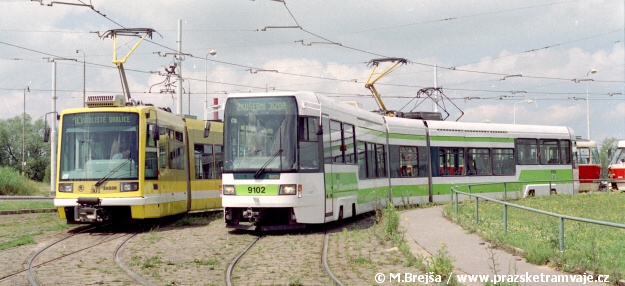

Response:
(575, 140), (601, 192)
(608, 140), (625, 191)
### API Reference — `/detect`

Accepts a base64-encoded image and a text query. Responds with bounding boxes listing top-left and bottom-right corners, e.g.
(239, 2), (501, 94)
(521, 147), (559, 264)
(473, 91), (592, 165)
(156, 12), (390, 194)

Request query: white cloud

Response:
(0, 0), (622, 143)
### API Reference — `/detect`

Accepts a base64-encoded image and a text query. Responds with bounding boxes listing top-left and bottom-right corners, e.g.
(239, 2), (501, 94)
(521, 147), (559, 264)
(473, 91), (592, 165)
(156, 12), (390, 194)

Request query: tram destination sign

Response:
(229, 96), (296, 116)
(65, 112), (138, 127)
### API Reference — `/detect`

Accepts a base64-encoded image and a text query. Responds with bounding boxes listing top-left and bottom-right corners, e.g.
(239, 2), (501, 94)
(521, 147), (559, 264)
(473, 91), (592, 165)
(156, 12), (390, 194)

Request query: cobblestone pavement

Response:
(1, 212), (424, 285)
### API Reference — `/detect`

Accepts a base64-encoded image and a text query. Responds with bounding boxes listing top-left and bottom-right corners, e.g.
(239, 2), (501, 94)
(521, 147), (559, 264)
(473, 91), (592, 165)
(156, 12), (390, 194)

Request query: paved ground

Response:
(400, 206), (602, 286)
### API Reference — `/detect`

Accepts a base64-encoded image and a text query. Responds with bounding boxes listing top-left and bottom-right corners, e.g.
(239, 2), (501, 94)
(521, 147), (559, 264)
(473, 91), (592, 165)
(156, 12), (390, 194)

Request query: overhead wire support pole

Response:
(177, 19), (183, 116)
(45, 57), (76, 196)
(364, 58), (408, 113)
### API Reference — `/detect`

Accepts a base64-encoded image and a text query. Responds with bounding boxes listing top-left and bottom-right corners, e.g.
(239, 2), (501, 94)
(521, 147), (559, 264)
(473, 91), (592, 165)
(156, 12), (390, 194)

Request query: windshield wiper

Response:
(254, 149), (283, 179)
(95, 159), (131, 187)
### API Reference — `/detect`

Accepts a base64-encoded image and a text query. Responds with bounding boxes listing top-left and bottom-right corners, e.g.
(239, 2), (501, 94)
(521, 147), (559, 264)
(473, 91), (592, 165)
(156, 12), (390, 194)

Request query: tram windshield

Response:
(576, 147), (601, 165)
(223, 96), (297, 173)
(59, 112), (138, 181)
(611, 148), (625, 164)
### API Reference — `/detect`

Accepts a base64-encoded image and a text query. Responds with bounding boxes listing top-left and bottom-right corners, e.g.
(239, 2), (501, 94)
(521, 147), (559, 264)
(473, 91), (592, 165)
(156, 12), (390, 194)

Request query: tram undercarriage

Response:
(224, 207), (304, 231)
(64, 197), (131, 224)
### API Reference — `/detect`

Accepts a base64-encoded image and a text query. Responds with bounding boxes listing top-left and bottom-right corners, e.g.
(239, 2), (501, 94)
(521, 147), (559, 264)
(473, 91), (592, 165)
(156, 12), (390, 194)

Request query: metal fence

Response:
(450, 180), (625, 252)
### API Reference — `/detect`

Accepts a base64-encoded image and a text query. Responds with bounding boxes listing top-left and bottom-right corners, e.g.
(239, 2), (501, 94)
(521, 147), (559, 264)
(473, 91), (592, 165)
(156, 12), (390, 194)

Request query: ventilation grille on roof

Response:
(86, 95), (126, 108)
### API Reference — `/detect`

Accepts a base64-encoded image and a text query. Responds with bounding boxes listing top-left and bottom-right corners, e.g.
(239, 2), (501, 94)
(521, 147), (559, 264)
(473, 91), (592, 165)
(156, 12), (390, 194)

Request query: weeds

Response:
(193, 258), (219, 266)
(424, 242), (456, 284)
(382, 202), (400, 241)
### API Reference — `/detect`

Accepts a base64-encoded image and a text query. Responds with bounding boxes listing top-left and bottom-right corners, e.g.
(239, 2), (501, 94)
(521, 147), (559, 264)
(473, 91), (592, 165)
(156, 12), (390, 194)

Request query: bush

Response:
(0, 166), (36, 196)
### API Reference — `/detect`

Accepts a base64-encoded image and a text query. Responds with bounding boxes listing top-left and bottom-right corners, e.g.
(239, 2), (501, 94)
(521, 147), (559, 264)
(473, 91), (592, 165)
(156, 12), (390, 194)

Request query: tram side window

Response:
(145, 152), (158, 179)
(158, 127), (167, 169)
(145, 124), (158, 179)
(330, 120), (344, 163)
(438, 147), (465, 176)
(516, 138), (538, 165)
(299, 117), (318, 141)
(376, 144), (386, 178)
(321, 119), (356, 166)
(146, 124), (157, 147)
(467, 148), (491, 176)
(399, 146), (418, 177)
(322, 116), (332, 164)
(417, 146), (428, 177)
(298, 117), (320, 171)
(492, 148), (515, 175)
(367, 143), (377, 178)
(357, 141), (366, 179)
(194, 144), (213, 179)
(358, 141), (386, 179)
(540, 139), (559, 164)
(560, 140), (572, 164)
(344, 123), (356, 164)
(167, 129), (185, 170)
(389, 145), (400, 177)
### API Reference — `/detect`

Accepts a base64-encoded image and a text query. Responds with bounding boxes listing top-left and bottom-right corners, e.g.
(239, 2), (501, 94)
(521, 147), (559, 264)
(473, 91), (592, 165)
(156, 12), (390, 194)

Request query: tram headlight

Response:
(279, 184), (297, 195)
(120, 182), (139, 192)
(222, 185), (236, 195)
(58, 183), (73, 193)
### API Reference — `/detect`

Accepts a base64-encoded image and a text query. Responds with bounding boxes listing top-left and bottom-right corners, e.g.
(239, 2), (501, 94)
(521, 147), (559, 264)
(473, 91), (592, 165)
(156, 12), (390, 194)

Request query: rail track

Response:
(0, 222), (154, 286)
(25, 223), (152, 286)
(0, 209), (418, 285)
(226, 227), (344, 286)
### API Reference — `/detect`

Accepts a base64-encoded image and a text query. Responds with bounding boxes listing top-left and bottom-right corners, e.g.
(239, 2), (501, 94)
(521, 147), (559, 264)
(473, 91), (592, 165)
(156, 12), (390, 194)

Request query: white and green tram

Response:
(221, 91), (577, 230)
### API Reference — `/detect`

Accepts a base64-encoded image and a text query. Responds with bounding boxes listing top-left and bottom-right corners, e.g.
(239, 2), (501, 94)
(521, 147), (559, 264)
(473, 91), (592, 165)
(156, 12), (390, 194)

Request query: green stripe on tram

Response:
(391, 185), (429, 197)
(518, 169), (574, 181)
(323, 168), (574, 202)
(430, 136), (514, 143)
(388, 133), (426, 141)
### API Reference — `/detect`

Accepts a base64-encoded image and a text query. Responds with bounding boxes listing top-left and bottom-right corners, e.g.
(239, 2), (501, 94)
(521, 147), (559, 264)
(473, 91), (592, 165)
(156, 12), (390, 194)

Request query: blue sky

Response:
(1, 0), (623, 144)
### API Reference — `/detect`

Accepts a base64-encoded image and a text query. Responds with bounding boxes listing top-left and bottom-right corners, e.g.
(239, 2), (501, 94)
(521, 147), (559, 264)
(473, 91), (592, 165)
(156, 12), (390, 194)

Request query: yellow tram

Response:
(53, 95), (223, 223)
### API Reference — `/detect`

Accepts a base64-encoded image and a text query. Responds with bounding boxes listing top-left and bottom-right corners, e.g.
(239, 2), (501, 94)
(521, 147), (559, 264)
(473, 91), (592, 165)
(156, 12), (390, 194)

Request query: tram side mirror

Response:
(43, 126), (50, 143)
(203, 121), (211, 138)
(152, 127), (160, 142)
(316, 124), (323, 135)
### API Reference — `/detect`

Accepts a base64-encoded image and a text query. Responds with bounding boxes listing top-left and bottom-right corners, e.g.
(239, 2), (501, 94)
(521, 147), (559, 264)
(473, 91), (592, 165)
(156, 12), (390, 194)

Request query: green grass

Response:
(0, 201), (54, 211)
(0, 213), (70, 250)
(445, 192), (625, 282)
(0, 166), (51, 197)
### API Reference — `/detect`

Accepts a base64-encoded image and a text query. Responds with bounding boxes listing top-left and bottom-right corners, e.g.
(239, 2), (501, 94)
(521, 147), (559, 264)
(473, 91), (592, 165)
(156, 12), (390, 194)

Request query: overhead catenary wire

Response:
(7, 0), (623, 88)
(2, 36), (621, 101)
(3, 0), (622, 106)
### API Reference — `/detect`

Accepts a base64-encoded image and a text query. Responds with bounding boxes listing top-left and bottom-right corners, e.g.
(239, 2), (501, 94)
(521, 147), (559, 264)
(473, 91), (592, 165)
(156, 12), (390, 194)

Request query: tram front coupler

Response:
(242, 207), (259, 223)
(74, 197), (107, 223)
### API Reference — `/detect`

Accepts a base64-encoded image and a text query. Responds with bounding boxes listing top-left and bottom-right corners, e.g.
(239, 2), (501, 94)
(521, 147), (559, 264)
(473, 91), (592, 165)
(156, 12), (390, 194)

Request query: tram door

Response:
(322, 114), (334, 220)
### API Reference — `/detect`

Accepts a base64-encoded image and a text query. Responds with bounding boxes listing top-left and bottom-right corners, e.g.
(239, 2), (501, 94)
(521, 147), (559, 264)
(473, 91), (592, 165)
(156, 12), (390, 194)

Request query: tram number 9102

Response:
(248, 186), (266, 194)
